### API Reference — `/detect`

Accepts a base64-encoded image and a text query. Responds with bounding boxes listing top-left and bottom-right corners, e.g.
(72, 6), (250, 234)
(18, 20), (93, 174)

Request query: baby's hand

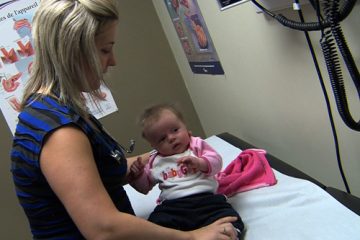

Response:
(128, 157), (145, 181)
(177, 156), (208, 173)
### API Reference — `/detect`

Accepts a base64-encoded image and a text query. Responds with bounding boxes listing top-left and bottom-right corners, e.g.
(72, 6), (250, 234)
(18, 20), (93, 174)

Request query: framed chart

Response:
(165, 0), (224, 75)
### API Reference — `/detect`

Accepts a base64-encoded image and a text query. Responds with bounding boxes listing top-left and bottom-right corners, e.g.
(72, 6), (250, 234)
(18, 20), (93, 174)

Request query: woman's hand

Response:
(189, 216), (238, 240)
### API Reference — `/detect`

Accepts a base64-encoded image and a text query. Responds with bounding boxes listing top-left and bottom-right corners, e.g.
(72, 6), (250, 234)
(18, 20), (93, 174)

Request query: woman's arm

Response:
(40, 126), (237, 240)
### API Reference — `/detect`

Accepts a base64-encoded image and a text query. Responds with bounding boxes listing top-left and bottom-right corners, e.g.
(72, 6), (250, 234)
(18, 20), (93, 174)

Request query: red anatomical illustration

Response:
(2, 72), (22, 92)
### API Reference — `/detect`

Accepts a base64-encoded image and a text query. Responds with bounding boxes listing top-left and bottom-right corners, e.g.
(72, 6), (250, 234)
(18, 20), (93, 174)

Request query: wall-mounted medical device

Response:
(251, 0), (359, 194)
(253, 0), (309, 12)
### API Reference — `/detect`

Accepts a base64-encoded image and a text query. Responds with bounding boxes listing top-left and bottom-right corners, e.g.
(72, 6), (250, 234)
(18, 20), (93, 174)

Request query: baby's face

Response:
(144, 110), (190, 156)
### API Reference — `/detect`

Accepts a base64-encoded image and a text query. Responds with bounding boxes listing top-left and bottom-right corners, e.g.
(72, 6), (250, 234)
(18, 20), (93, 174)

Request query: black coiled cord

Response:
(330, 6), (360, 99)
(251, 0), (359, 131)
(320, 31), (352, 194)
(321, 0), (360, 131)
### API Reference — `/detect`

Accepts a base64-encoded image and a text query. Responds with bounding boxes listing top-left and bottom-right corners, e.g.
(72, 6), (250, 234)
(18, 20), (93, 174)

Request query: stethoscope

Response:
(110, 139), (136, 164)
(89, 115), (136, 164)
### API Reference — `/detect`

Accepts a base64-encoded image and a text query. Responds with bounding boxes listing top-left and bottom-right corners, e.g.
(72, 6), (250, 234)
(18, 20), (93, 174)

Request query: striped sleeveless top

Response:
(10, 95), (134, 239)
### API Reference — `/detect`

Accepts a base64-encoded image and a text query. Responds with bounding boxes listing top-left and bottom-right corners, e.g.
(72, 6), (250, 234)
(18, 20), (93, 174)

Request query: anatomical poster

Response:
(0, 0), (118, 135)
(164, 0), (224, 75)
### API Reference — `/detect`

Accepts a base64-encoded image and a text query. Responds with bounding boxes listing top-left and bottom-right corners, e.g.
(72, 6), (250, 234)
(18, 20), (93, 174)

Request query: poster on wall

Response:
(216, 0), (249, 11)
(0, 0), (118, 135)
(164, 0), (224, 75)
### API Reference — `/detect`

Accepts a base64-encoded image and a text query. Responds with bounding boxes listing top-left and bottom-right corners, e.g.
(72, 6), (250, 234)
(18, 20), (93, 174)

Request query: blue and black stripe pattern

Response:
(10, 95), (134, 239)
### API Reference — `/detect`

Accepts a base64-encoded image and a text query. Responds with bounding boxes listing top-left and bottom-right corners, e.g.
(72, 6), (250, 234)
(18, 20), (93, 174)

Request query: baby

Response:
(129, 103), (244, 237)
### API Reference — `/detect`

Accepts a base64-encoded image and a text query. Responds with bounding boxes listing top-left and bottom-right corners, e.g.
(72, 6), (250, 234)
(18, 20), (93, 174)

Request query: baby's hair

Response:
(139, 103), (184, 138)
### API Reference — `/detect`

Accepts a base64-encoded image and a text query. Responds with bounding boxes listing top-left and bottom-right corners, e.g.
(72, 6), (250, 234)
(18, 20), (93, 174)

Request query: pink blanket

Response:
(216, 149), (277, 197)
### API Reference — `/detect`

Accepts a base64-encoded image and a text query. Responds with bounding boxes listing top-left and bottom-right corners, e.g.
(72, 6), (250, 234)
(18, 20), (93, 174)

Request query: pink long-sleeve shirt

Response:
(130, 136), (222, 203)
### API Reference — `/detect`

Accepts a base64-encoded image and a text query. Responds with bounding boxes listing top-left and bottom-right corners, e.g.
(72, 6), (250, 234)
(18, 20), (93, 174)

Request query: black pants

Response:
(148, 192), (244, 237)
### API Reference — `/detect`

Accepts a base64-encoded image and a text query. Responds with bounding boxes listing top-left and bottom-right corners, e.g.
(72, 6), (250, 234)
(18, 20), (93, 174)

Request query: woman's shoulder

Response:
(16, 94), (82, 135)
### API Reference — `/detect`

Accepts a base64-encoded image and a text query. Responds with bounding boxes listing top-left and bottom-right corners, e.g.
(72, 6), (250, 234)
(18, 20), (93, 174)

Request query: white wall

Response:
(153, 0), (360, 197)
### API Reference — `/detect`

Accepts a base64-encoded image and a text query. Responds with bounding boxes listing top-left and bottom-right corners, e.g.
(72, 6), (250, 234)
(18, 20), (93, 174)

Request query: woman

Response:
(10, 0), (237, 239)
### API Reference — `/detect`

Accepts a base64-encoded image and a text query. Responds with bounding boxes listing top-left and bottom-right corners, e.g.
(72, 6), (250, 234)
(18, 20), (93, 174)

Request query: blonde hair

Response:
(22, 0), (118, 115)
(139, 103), (185, 139)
